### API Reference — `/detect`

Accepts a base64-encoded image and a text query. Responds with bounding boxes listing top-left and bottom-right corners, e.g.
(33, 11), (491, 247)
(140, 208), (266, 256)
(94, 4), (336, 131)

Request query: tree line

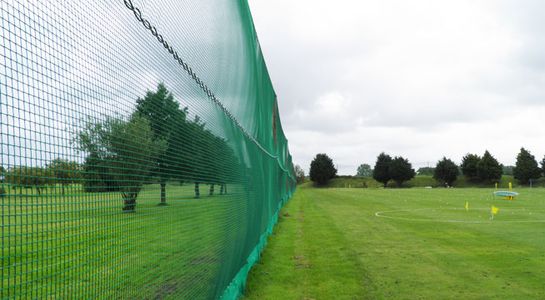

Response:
(0, 84), (239, 211)
(304, 147), (545, 187)
(0, 159), (81, 195)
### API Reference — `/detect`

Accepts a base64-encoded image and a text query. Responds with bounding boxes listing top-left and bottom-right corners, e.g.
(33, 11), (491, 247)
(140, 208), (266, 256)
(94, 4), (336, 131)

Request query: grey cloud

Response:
(249, 0), (545, 174)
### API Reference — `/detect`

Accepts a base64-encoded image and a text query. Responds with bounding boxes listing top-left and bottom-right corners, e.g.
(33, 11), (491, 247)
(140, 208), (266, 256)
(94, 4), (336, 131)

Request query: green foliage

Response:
(135, 83), (188, 203)
(328, 175), (522, 189)
(541, 156), (545, 176)
(476, 150), (503, 183)
(309, 153), (337, 186)
(513, 148), (541, 185)
(388, 156), (416, 187)
(502, 165), (514, 176)
(433, 157), (459, 186)
(0, 166), (5, 181)
(326, 176), (383, 188)
(356, 163), (372, 177)
(417, 167), (435, 176)
(78, 115), (167, 211)
(461, 153), (481, 182)
(5, 166), (51, 194)
(78, 86), (239, 202)
(47, 158), (81, 194)
(373, 152), (392, 187)
(294, 165), (305, 184)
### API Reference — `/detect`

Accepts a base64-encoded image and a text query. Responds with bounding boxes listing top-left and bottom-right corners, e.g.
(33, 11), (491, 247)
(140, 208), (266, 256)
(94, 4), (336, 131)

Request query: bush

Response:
(477, 150), (502, 183)
(373, 152), (392, 187)
(309, 153), (337, 186)
(389, 156), (416, 187)
(513, 148), (541, 185)
(433, 157), (459, 186)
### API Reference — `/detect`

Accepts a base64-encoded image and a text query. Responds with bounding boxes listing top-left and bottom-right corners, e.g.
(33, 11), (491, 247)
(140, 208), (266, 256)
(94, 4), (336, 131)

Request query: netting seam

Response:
(121, 0), (293, 177)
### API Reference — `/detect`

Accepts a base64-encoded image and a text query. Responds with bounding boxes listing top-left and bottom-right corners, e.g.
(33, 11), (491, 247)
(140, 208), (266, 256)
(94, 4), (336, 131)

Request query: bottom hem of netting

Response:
(219, 193), (293, 300)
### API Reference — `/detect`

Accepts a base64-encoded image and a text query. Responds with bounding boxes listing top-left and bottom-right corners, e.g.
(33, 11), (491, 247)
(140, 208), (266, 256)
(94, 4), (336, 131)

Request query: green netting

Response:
(0, 0), (295, 298)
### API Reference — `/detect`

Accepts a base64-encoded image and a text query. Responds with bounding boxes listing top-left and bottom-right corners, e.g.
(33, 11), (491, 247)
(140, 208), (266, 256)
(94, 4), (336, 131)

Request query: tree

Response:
(356, 164), (372, 177)
(134, 83), (188, 205)
(433, 157), (459, 186)
(309, 153), (337, 186)
(78, 115), (166, 211)
(513, 148), (541, 185)
(294, 165), (305, 184)
(502, 165), (514, 176)
(476, 150), (502, 183)
(542, 156), (545, 177)
(373, 152), (392, 187)
(417, 167), (435, 176)
(0, 166), (5, 182)
(389, 156), (415, 187)
(5, 166), (50, 194)
(47, 158), (81, 195)
(461, 154), (481, 182)
(185, 116), (209, 198)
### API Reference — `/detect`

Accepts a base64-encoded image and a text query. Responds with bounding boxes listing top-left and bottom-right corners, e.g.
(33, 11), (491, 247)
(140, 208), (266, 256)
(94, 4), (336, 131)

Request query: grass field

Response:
(2, 183), (249, 299)
(244, 185), (545, 299)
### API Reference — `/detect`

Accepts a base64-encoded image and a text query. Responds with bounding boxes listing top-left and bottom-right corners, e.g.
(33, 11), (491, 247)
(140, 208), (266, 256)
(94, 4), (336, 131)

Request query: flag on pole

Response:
(465, 201), (469, 211)
(490, 205), (499, 219)
(491, 205), (499, 215)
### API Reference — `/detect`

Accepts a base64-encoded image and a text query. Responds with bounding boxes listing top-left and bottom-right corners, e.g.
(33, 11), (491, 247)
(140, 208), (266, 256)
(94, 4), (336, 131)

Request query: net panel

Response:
(0, 0), (295, 298)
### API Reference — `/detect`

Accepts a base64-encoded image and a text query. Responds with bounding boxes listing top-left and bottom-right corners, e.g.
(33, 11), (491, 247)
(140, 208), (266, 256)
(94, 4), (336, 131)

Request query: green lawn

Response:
(2, 183), (247, 299)
(244, 185), (545, 299)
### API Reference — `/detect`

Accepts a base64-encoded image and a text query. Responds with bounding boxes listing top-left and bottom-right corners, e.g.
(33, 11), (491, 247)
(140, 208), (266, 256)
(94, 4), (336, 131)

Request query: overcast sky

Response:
(248, 0), (545, 175)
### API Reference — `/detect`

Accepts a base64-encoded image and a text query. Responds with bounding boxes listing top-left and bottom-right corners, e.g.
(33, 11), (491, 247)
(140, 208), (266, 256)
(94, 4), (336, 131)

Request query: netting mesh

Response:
(0, 0), (295, 298)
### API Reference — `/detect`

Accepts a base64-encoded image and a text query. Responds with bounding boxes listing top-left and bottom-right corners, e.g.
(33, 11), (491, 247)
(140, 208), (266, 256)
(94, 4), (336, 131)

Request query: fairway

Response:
(244, 186), (545, 299)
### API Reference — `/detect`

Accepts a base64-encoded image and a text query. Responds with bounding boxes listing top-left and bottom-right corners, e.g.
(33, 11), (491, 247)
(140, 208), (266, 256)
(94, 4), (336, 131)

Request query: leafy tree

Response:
(373, 152), (392, 187)
(461, 154), (481, 182)
(433, 157), (459, 186)
(81, 152), (118, 193)
(389, 156), (415, 187)
(476, 150), (502, 183)
(513, 148), (541, 185)
(5, 167), (28, 190)
(214, 136), (238, 195)
(309, 153), (337, 186)
(502, 165), (514, 176)
(0, 166), (4, 198)
(47, 158), (81, 195)
(5, 166), (50, 194)
(542, 156), (545, 177)
(356, 164), (372, 177)
(135, 83), (188, 205)
(185, 116), (209, 198)
(417, 167), (435, 176)
(294, 165), (305, 184)
(78, 115), (166, 211)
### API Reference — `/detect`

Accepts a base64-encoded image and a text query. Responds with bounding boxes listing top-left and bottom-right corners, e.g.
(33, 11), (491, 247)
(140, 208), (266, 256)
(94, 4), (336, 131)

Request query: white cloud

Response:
(249, 0), (545, 175)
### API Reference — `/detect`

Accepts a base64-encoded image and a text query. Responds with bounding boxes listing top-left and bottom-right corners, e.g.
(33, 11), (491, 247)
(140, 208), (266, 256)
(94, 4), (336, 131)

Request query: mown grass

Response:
(2, 183), (247, 299)
(244, 185), (545, 299)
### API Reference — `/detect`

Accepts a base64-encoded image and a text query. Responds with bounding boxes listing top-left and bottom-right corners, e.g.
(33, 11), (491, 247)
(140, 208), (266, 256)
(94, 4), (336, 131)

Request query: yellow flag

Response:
(465, 201), (469, 211)
(491, 205), (499, 215)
